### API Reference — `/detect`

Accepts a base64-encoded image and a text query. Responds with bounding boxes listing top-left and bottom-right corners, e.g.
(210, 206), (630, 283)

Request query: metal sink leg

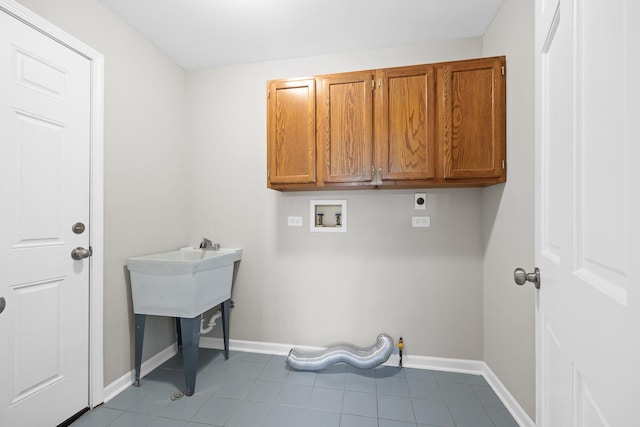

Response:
(134, 314), (146, 387)
(180, 314), (201, 396)
(221, 299), (230, 359)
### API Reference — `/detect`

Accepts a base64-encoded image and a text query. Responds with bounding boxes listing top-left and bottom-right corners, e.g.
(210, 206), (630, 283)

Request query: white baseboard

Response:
(103, 338), (535, 427)
(199, 337), (292, 355)
(102, 342), (178, 403)
(200, 337), (485, 373)
(482, 364), (536, 427)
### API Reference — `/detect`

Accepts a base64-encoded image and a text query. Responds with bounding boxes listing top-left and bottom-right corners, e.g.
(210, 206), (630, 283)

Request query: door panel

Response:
(11, 278), (67, 404)
(574, 0), (629, 303)
(12, 112), (65, 245)
(539, 8), (570, 266)
(535, 0), (639, 425)
(0, 10), (91, 426)
(541, 322), (571, 427)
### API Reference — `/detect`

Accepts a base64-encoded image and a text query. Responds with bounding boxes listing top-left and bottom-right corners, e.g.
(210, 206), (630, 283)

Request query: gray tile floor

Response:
(71, 349), (519, 427)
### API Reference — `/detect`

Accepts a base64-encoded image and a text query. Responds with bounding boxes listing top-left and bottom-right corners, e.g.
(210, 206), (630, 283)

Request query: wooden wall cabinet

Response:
(266, 56), (506, 191)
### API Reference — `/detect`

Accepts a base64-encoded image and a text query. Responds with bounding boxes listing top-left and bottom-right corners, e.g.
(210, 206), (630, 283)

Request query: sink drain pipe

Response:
(200, 310), (222, 334)
(286, 334), (394, 371)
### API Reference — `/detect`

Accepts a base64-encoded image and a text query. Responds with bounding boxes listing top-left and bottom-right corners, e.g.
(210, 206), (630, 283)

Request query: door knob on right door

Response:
(514, 267), (541, 289)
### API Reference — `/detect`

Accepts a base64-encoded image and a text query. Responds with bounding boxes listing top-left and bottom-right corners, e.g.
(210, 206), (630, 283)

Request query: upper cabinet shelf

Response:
(266, 56), (506, 191)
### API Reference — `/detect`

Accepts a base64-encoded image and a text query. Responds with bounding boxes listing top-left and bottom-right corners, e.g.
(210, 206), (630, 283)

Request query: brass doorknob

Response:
(514, 267), (541, 289)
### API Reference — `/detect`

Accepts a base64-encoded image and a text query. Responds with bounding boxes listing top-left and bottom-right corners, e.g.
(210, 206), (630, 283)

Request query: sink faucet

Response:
(199, 238), (220, 251)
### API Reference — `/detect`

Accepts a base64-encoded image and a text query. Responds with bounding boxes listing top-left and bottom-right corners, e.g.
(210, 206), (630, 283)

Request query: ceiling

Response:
(99, 0), (505, 71)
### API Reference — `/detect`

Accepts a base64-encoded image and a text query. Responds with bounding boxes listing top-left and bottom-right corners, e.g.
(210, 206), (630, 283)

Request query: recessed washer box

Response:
(310, 200), (347, 232)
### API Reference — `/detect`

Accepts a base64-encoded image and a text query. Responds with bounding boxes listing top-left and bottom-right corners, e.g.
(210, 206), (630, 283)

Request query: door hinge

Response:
(501, 160), (505, 169)
(371, 79), (375, 90)
(501, 66), (505, 76)
(267, 89), (270, 99)
(267, 169), (270, 178)
(378, 79), (382, 88)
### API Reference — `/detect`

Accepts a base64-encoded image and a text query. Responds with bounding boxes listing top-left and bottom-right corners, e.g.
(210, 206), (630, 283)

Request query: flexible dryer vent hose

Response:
(286, 334), (394, 371)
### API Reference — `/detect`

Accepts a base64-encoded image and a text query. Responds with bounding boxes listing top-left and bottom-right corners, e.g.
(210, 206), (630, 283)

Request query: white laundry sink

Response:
(127, 247), (242, 318)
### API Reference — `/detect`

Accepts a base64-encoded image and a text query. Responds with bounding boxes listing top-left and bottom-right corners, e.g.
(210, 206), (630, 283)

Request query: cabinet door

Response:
(318, 72), (374, 184)
(441, 57), (506, 180)
(376, 65), (436, 183)
(267, 78), (316, 186)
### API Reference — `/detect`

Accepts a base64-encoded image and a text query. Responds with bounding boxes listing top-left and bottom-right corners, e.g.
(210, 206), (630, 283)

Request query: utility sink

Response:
(127, 247), (242, 318)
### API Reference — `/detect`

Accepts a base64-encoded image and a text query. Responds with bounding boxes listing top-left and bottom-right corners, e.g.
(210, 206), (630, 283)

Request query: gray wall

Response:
(186, 41), (486, 359)
(16, 0), (537, 417)
(482, 0), (536, 418)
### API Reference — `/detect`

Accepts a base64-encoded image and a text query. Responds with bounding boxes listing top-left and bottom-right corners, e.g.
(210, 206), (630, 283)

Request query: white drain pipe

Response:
(200, 310), (222, 334)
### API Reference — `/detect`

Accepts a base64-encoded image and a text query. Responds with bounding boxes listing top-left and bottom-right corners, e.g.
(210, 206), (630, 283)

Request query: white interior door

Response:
(534, 0), (640, 425)
(0, 9), (92, 426)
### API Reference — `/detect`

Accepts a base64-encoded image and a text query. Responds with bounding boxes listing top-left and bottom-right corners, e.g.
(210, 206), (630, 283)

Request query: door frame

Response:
(0, 0), (105, 408)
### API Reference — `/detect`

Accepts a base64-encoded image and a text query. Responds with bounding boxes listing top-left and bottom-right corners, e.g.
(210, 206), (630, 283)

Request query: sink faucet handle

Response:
(200, 238), (213, 249)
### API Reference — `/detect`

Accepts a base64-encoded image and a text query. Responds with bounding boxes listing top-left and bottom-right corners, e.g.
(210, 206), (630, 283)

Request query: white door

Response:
(0, 9), (92, 427)
(534, 0), (640, 425)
